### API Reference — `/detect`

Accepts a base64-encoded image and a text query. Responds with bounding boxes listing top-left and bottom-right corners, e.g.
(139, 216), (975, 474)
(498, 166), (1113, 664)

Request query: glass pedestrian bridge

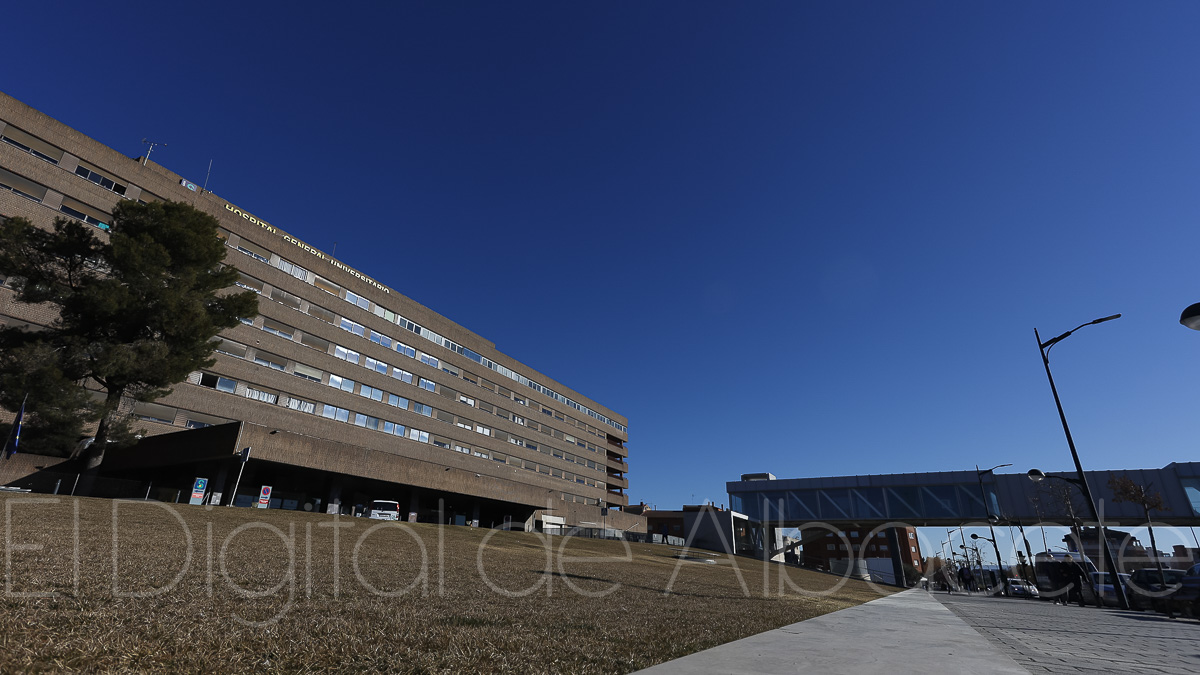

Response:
(728, 462), (1200, 527)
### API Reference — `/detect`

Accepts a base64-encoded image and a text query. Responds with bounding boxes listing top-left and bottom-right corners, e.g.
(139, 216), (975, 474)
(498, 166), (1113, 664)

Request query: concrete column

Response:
(470, 503), (480, 528)
(408, 492), (419, 523)
(886, 528), (907, 587)
(327, 478), (343, 515)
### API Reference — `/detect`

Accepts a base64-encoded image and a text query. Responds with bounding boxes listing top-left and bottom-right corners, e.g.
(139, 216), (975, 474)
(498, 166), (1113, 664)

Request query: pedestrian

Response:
(1063, 556), (1086, 607)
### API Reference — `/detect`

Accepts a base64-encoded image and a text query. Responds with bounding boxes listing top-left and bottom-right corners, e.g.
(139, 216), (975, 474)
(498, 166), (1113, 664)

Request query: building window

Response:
(475, 424), (491, 437)
(313, 276), (342, 296)
(344, 291), (370, 311)
(214, 339), (248, 358)
(300, 333), (330, 353)
(328, 374), (355, 392)
(459, 395), (475, 407)
(369, 331), (393, 349)
(198, 373), (237, 393)
(236, 273), (264, 293)
(395, 342), (416, 359)
(59, 197), (110, 230)
(321, 404), (350, 422)
(1, 125), (64, 164)
(387, 394), (408, 409)
(287, 398), (316, 414)
(185, 420), (211, 429)
(270, 287), (302, 310)
(293, 363), (323, 383)
(339, 317), (366, 337)
(418, 378), (435, 392)
(383, 421), (405, 436)
(245, 388), (278, 404)
(334, 345), (360, 364)
(235, 239), (272, 263)
(408, 428), (429, 443)
(412, 403), (432, 417)
(419, 353), (439, 369)
(359, 385), (384, 402)
(261, 318), (295, 340)
(252, 352), (287, 371)
(276, 258), (310, 282)
(392, 369), (413, 385)
(364, 357), (388, 374)
(307, 304), (337, 324)
(0, 167), (48, 203)
(353, 413), (381, 430)
(73, 160), (127, 196)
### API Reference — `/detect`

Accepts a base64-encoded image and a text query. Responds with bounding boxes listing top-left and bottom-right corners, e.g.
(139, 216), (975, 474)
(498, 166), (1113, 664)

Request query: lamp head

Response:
(971, 533), (980, 540)
(1182, 303), (1200, 331)
(1027, 468), (1046, 483)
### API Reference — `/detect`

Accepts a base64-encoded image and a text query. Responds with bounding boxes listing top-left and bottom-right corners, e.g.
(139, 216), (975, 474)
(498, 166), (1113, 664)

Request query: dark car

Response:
(1125, 568), (1185, 612)
(1169, 563), (1200, 616)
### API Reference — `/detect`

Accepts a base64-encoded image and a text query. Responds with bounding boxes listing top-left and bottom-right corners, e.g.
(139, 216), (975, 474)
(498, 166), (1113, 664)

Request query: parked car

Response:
(1168, 563), (1200, 616)
(1090, 571), (1132, 607)
(1125, 568), (1186, 612)
(367, 500), (402, 521)
(1006, 578), (1040, 598)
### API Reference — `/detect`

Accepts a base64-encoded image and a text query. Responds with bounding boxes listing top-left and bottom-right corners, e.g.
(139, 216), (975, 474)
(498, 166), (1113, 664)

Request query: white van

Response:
(368, 500), (401, 521)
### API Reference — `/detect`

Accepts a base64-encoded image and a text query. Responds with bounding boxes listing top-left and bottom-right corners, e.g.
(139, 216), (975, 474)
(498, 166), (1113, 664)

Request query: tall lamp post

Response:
(976, 463), (1012, 595)
(1034, 314), (1129, 609)
(971, 533), (1001, 590)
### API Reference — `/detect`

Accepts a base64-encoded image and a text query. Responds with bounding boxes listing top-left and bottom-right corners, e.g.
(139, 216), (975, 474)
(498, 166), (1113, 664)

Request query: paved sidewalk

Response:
(634, 588), (1027, 674)
(939, 593), (1200, 674)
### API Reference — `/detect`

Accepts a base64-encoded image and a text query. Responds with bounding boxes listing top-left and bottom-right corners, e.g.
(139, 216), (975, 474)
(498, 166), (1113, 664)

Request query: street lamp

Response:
(1034, 315), (1130, 610)
(971, 533), (1002, 591)
(991, 514), (1036, 584)
(976, 463), (1011, 596)
(1179, 303), (1200, 331)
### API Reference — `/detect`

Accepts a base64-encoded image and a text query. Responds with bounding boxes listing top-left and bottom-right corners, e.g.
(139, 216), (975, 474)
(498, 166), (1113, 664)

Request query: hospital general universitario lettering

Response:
(223, 203), (391, 295)
(0, 90), (634, 532)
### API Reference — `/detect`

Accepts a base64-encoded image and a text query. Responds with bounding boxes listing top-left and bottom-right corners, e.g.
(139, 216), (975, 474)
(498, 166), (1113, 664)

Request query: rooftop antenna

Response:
(332, 241), (338, 256)
(202, 159), (213, 192)
(141, 138), (167, 166)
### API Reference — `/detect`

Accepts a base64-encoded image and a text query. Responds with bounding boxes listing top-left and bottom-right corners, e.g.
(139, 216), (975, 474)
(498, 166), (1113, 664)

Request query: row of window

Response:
(215, 325), (614, 481)
(232, 268), (616, 464)
(229, 236), (626, 434)
(194, 368), (608, 494)
(0, 165), (112, 231)
(2, 124), (162, 204)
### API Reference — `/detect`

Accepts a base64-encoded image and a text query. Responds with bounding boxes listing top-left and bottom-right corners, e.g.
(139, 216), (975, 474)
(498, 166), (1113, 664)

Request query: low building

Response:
(644, 505), (759, 555)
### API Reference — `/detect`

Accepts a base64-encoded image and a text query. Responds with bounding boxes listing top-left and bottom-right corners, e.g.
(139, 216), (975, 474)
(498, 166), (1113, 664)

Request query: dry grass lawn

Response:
(1, 494), (894, 673)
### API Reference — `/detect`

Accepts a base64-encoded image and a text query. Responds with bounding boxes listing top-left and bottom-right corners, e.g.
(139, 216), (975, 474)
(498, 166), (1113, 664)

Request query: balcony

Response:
(605, 492), (629, 507)
(606, 475), (629, 490)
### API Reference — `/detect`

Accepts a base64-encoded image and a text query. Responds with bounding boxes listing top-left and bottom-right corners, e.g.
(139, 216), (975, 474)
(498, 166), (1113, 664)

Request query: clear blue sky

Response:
(6, 3), (1200, 530)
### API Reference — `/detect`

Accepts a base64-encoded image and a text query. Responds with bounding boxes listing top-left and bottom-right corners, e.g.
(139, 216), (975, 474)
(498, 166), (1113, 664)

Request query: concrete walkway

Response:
(634, 588), (1027, 674)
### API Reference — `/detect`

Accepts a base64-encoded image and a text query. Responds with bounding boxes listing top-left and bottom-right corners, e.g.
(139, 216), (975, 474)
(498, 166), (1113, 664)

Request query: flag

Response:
(3, 394), (27, 459)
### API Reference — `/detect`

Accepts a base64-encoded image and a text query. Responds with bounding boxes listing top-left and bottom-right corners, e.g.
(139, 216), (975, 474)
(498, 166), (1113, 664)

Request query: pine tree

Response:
(0, 201), (259, 466)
